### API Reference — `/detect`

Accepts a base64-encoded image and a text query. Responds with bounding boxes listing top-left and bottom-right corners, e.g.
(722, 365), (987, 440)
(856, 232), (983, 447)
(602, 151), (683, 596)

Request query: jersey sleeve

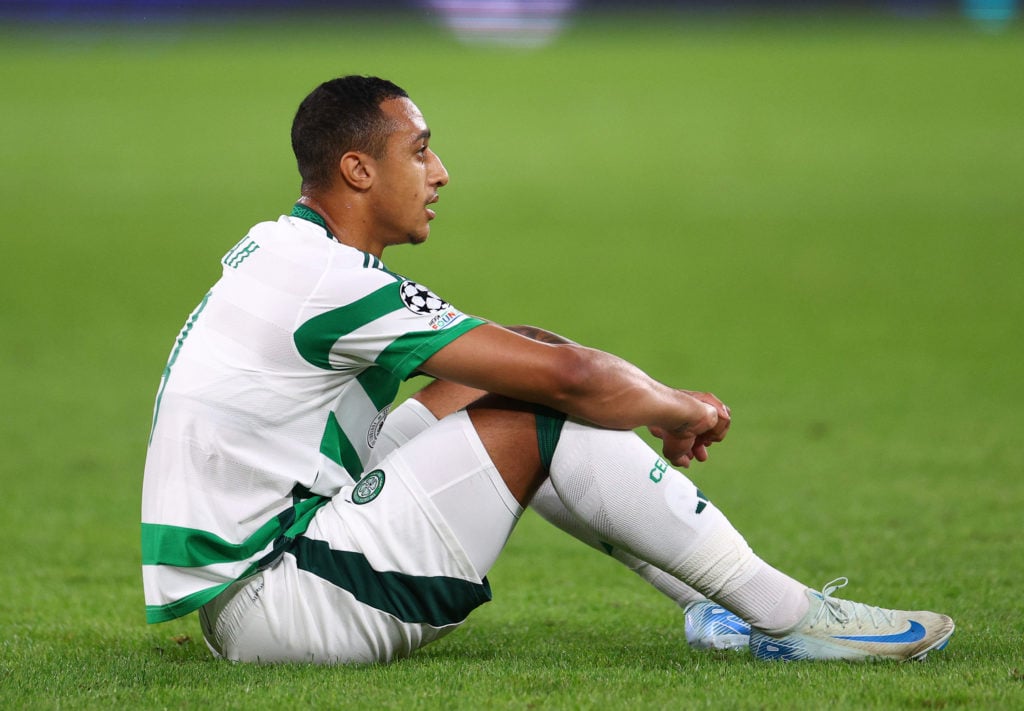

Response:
(294, 272), (485, 380)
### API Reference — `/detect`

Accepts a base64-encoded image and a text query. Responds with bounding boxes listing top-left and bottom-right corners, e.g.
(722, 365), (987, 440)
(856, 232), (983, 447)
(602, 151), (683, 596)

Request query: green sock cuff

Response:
(534, 406), (566, 471)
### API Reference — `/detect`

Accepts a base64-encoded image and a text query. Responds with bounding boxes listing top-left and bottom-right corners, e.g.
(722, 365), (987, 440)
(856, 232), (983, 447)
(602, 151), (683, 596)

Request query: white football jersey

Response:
(141, 206), (484, 623)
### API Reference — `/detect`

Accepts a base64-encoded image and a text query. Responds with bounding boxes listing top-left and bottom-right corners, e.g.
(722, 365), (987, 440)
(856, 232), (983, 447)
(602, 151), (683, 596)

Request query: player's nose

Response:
(430, 152), (449, 188)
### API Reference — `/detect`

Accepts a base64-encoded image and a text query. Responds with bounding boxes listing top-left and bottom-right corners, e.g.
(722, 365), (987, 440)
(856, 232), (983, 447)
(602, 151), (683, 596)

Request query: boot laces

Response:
(812, 577), (897, 631)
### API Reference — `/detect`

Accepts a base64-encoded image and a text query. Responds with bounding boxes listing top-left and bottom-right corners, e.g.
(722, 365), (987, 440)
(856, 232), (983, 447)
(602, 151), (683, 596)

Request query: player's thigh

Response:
(388, 410), (525, 575)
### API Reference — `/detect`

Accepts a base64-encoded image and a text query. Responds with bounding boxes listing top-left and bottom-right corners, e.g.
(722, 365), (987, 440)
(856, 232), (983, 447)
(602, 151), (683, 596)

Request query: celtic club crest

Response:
(352, 470), (386, 505)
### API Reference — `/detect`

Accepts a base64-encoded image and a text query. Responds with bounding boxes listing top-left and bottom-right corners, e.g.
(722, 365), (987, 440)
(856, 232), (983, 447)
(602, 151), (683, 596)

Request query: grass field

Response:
(1, 10), (1023, 709)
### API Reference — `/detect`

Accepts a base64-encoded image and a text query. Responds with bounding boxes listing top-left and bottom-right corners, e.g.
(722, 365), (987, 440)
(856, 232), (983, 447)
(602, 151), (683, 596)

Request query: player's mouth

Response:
(426, 195), (439, 220)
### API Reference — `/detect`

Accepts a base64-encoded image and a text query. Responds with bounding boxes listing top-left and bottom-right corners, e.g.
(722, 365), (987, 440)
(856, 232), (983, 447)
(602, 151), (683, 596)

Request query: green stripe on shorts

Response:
(290, 536), (492, 627)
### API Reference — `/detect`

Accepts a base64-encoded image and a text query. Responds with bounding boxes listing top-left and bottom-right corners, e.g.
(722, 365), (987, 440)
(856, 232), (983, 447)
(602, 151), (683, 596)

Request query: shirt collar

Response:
(290, 202), (335, 240)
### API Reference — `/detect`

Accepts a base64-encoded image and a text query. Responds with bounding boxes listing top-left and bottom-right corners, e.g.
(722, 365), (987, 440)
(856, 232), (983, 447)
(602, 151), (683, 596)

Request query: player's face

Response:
(370, 97), (449, 246)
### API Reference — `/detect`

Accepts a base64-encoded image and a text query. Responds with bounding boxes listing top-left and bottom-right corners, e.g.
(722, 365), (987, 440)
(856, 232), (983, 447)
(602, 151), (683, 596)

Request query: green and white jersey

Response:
(141, 205), (484, 624)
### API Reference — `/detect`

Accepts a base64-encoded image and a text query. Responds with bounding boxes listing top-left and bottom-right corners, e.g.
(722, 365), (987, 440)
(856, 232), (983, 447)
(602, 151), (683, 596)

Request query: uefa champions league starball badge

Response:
(400, 280), (450, 315)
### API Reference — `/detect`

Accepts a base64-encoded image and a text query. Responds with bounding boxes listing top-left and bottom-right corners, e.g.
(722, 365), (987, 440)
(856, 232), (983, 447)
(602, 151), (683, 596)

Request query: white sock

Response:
(531, 480), (706, 609)
(366, 398), (438, 469)
(716, 562), (810, 635)
(547, 419), (809, 632)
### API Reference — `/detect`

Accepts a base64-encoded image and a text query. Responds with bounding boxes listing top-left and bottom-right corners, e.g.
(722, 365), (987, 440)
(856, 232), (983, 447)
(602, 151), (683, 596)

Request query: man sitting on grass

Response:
(141, 75), (954, 664)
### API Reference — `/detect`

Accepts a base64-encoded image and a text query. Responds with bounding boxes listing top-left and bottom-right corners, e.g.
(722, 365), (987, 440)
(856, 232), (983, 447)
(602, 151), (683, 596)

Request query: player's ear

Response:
(338, 151), (374, 190)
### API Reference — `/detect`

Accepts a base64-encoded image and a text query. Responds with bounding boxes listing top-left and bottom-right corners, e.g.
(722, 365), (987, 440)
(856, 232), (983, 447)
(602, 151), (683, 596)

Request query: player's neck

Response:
(296, 194), (385, 258)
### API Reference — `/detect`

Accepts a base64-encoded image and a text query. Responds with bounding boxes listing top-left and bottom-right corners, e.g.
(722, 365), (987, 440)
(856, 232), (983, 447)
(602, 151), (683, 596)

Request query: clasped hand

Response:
(649, 391), (731, 469)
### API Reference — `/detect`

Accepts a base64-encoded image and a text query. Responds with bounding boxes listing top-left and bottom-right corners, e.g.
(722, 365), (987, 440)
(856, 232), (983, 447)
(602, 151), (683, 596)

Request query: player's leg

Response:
(386, 385), (704, 596)
(530, 479), (751, 651)
(538, 416), (954, 661)
(530, 478), (704, 604)
(534, 415), (810, 634)
(391, 381), (748, 649)
(381, 384), (954, 661)
(385, 381), (701, 593)
(464, 403), (953, 661)
(453, 398), (811, 639)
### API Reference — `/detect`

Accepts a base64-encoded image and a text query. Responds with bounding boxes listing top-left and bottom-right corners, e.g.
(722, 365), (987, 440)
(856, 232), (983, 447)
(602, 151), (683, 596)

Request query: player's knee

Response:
(466, 405), (547, 505)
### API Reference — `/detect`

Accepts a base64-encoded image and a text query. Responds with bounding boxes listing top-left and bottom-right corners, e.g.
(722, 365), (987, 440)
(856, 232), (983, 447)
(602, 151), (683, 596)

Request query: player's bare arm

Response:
(408, 325), (576, 417)
(503, 325), (731, 435)
(499, 324), (731, 462)
(419, 323), (729, 467)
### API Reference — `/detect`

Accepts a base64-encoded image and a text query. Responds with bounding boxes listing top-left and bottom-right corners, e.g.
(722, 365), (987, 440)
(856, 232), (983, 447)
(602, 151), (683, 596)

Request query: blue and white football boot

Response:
(684, 601), (751, 651)
(749, 578), (955, 662)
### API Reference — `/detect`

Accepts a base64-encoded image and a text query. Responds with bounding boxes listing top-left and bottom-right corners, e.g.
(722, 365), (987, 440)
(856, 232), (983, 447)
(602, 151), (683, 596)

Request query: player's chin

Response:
(407, 227), (430, 245)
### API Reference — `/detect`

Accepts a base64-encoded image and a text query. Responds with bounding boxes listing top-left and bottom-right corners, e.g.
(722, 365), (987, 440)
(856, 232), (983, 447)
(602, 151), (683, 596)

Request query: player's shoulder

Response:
(246, 213), (332, 250)
(232, 211), (436, 303)
(238, 215), (381, 272)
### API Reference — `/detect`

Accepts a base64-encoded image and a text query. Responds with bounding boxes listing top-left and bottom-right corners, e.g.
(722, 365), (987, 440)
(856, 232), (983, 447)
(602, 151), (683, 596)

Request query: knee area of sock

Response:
(546, 423), (632, 510)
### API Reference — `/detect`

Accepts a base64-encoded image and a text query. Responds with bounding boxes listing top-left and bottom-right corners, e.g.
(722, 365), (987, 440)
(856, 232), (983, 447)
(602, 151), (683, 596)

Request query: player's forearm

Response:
(507, 325), (703, 431)
(502, 326), (703, 432)
(421, 324), (712, 434)
(546, 344), (710, 434)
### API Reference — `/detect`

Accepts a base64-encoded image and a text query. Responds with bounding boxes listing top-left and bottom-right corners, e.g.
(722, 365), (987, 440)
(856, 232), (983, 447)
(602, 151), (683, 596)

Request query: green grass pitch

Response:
(1, 11), (1022, 709)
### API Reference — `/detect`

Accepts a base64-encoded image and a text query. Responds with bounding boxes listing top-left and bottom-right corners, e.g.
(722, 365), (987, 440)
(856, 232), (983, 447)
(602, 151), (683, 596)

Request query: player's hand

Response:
(649, 415), (712, 468)
(649, 426), (696, 468)
(684, 390), (731, 445)
(649, 392), (731, 468)
(647, 404), (712, 468)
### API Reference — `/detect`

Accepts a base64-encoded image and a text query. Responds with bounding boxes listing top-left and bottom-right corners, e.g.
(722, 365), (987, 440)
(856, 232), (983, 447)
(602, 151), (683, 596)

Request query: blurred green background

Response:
(1, 8), (1022, 709)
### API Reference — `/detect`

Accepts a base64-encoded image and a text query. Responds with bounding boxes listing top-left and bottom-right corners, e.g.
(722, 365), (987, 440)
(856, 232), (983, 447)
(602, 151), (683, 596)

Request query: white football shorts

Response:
(199, 409), (522, 664)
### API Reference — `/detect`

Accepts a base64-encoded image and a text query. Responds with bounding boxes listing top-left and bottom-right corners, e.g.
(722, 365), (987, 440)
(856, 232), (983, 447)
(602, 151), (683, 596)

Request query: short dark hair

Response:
(291, 76), (409, 192)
